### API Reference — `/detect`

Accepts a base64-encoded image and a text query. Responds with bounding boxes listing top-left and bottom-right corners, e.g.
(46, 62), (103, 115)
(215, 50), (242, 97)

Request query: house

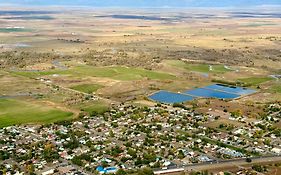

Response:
(153, 168), (184, 175)
(272, 148), (281, 155)
(41, 169), (54, 175)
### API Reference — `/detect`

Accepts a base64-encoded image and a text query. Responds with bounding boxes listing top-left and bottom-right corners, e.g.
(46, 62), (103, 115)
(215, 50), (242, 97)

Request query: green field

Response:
(167, 60), (231, 73)
(11, 70), (67, 78)
(76, 101), (109, 115)
(72, 66), (176, 80)
(12, 65), (176, 81)
(0, 99), (73, 128)
(270, 83), (281, 93)
(70, 84), (104, 94)
(0, 28), (32, 33)
(241, 23), (277, 27)
(237, 77), (273, 86)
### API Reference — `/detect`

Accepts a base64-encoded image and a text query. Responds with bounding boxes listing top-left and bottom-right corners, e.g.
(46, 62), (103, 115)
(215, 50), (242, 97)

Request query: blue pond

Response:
(184, 88), (240, 99)
(149, 84), (256, 104)
(204, 84), (256, 95)
(149, 91), (195, 104)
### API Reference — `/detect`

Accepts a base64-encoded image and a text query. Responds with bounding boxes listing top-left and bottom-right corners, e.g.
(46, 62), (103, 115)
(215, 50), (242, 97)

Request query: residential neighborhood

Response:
(1, 0), (281, 174)
(0, 103), (280, 174)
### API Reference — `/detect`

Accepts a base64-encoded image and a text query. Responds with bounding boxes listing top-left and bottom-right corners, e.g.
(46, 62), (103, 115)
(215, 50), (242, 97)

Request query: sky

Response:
(0, 0), (281, 7)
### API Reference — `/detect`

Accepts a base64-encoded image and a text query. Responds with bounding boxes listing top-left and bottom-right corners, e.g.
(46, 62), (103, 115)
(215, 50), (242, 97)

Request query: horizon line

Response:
(1, 4), (281, 9)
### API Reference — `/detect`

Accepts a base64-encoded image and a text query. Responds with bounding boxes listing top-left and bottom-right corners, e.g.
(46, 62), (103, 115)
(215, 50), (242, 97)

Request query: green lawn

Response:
(0, 99), (73, 128)
(77, 101), (109, 115)
(12, 65), (176, 81)
(237, 77), (273, 86)
(167, 60), (231, 73)
(70, 84), (104, 94)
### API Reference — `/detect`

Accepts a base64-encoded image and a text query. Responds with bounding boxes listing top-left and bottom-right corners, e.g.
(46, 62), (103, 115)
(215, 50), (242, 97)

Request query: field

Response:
(270, 82), (281, 93)
(237, 77), (274, 86)
(0, 98), (73, 128)
(0, 7), (281, 127)
(70, 84), (104, 94)
(76, 101), (110, 115)
(11, 65), (176, 81)
(166, 60), (231, 74)
(0, 27), (32, 33)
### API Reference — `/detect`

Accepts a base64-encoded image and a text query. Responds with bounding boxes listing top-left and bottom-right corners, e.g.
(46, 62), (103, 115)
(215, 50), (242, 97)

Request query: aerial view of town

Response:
(0, 0), (281, 175)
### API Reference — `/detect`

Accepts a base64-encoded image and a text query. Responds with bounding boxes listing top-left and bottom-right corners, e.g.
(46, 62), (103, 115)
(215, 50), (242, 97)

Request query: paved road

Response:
(183, 155), (281, 171)
(154, 155), (281, 173)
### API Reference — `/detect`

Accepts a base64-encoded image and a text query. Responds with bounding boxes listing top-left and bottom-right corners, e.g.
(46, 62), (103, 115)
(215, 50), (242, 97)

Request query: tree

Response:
(246, 158), (252, 163)
(25, 164), (35, 175)
(116, 169), (127, 175)
(137, 167), (153, 175)
(72, 156), (83, 166)
(0, 150), (10, 160)
(252, 165), (267, 172)
(127, 148), (137, 158)
(109, 130), (115, 137)
(43, 143), (59, 162)
(178, 150), (185, 159)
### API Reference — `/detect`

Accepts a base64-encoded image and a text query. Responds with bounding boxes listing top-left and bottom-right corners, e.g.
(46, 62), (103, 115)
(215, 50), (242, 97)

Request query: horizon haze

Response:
(1, 0), (281, 7)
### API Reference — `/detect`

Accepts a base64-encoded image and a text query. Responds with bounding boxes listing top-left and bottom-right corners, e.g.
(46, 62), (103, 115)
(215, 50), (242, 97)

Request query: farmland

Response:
(70, 84), (104, 94)
(166, 60), (232, 74)
(0, 98), (73, 128)
(11, 65), (176, 81)
(237, 77), (274, 86)
(0, 6), (281, 175)
(0, 7), (280, 127)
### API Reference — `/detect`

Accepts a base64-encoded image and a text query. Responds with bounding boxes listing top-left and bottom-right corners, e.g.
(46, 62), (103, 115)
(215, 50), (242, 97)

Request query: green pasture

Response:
(0, 98), (73, 128)
(167, 60), (231, 73)
(0, 28), (32, 33)
(11, 65), (176, 81)
(237, 77), (273, 86)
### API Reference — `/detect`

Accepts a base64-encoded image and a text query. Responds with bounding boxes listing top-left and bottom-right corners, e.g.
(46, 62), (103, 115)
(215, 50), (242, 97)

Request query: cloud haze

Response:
(0, 0), (281, 7)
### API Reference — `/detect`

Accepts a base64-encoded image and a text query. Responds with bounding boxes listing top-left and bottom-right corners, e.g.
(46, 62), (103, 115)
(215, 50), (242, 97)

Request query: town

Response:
(0, 102), (280, 175)
(1, 1), (281, 175)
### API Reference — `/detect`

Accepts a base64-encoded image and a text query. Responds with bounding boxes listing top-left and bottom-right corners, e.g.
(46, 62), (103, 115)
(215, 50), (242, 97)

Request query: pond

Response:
(149, 84), (256, 104)
(149, 91), (196, 104)
(204, 84), (256, 95)
(184, 88), (240, 99)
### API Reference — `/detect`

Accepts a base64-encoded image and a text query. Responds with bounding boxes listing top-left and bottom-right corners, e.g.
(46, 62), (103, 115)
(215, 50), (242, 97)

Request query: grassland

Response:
(11, 70), (67, 78)
(75, 101), (109, 115)
(0, 28), (32, 33)
(70, 84), (104, 94)
(237, 77), (273, 86)
(72, 66), (177, 80)
(12, 65), (176, 81)
(269, 83), (281, 93)
(166, 60), (231, 74)
(0, 98), (73, 128)
(241, 23), (277, 27)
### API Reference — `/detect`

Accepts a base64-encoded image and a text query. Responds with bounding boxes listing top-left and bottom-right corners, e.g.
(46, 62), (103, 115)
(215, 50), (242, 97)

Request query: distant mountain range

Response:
(1, 0), (281, 7)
